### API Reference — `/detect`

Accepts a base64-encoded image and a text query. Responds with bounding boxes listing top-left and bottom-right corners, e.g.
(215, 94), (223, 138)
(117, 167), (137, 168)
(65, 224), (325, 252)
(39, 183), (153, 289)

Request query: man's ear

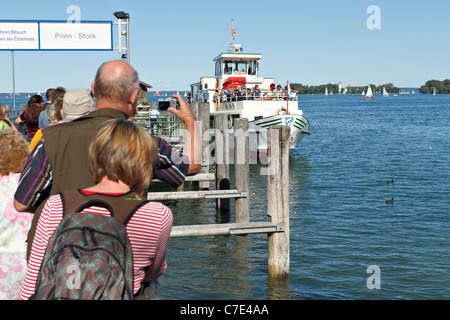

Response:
(131, 89), (139, 105)
(91, 80), (95, 95)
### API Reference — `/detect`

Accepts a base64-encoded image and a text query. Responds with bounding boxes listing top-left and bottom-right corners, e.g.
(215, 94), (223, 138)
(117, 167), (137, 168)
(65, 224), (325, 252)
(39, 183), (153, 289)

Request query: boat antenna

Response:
(228, 19), (239, 53)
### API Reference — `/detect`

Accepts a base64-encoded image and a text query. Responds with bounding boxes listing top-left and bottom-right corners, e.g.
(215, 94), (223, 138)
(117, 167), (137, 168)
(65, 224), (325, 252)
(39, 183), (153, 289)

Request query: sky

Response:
(0, 0), (449, 92)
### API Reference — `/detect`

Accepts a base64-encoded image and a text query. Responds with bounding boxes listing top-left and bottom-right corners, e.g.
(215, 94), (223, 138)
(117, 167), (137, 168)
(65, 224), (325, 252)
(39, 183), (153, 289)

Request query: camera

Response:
(158, 98), (180, 111)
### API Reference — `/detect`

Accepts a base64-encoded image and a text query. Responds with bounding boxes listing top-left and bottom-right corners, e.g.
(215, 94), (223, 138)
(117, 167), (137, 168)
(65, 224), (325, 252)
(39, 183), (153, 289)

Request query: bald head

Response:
(92, 60), (139, 110)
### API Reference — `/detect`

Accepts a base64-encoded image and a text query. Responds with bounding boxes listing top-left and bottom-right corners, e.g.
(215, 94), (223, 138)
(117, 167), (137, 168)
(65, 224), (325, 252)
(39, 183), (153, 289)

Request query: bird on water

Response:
(386, 198), (394, 204)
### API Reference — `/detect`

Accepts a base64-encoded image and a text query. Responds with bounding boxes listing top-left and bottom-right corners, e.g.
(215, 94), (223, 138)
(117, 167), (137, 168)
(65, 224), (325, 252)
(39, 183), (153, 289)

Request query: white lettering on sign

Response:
(0, 22), (39, 49)
(40, 22), (112, 50)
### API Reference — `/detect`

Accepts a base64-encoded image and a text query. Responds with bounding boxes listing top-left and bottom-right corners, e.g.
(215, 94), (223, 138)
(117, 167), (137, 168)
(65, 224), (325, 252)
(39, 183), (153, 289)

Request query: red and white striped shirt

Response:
(19, 192), (173, 300)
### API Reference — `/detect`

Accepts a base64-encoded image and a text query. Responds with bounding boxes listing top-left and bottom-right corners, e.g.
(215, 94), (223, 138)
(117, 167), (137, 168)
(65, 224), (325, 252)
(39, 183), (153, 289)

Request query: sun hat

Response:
(63, 89), (94, 115)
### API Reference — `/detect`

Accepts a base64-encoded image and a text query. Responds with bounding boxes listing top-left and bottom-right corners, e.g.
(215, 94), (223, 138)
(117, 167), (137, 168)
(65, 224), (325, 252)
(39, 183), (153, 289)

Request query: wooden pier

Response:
(146, 103), (291, 279)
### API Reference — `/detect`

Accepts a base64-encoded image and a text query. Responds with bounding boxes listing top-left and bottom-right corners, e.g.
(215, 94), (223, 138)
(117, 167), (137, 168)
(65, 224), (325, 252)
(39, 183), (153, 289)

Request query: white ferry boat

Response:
(189, 21), (310, 152)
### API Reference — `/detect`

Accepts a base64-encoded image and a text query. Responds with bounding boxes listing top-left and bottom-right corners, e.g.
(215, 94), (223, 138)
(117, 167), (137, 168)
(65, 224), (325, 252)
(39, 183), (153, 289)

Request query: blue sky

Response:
(0, 0), (449, 92)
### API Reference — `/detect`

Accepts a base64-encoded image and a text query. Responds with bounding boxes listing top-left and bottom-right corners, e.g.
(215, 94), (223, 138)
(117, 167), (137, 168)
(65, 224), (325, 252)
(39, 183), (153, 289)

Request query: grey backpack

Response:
(30, 189), (149, 300)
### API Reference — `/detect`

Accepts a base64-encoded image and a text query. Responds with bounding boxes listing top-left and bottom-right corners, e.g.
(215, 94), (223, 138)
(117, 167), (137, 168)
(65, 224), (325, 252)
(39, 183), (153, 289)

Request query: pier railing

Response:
(3, 104), (27, 122)
(147, 102), (291, 278)
(134, 105), (187, 146)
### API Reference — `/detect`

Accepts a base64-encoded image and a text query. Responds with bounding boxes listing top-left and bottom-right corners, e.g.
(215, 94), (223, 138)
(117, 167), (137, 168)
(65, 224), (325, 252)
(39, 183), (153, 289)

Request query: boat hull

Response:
(248, 114), (310, 150)
(223, 113), (310, 158)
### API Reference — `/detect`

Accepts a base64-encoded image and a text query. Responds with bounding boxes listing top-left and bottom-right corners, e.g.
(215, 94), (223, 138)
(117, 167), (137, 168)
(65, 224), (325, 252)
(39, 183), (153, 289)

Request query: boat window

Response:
(248, 61), (258, 76)
(234, 61), (247, 74)
(224, 61), (233, 74)
(215, 61), (223, 77)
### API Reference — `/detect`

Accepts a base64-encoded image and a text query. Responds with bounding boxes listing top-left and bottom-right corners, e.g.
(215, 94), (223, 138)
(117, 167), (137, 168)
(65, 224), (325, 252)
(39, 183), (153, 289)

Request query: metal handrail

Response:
(217, 91), (298, 103)
(134, 113), (187, 145)
(2, 104), (26, 122)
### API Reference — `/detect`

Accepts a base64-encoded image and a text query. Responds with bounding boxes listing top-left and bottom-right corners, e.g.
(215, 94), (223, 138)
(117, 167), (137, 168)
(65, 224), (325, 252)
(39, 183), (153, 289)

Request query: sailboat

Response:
(365, 86), (374, 99)
(361, 90), (365, 95)
(432, 88), (436, 95)
(383, 87), (389, 97)
(325, 87), (328, 95)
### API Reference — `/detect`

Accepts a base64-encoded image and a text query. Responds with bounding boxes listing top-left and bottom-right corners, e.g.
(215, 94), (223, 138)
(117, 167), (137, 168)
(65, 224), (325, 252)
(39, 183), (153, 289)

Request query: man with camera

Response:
(14, 60), (201, 258)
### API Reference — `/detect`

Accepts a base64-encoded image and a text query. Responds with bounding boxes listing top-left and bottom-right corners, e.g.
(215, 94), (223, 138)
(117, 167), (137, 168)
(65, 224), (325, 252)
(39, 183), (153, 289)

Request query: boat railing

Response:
(134, 112), (186, 146)
(216, 91), (298, 103)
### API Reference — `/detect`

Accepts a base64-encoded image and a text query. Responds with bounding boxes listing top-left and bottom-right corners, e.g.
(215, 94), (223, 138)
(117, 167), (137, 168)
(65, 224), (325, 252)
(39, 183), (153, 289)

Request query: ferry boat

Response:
(189, 21), (310, 152)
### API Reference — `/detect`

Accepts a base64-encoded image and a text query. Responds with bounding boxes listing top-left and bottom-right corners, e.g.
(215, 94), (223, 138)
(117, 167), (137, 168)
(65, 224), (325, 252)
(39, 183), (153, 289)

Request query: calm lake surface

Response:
(2, 93), (448, 300)
(158, 93), (449, 300)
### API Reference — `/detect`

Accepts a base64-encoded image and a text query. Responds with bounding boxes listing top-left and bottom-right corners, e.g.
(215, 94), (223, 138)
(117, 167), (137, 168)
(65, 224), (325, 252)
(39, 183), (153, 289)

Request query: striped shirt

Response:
(19, 192), (173, 300)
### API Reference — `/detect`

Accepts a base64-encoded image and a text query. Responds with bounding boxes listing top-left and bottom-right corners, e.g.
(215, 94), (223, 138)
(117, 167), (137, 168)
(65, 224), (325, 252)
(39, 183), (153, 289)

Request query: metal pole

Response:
(11, 51), (16, 110)
(117, 19), (122, 53)
(125, 18), (130, 64)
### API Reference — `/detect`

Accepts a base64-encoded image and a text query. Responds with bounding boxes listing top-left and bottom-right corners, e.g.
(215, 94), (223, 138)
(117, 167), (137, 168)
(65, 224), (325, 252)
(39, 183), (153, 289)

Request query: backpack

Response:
(30, 189), (149, 300)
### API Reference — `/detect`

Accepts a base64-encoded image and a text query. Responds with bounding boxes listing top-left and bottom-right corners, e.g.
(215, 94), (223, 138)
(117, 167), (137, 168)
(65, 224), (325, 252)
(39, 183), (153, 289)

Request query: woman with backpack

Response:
(20, 118), (173, 300)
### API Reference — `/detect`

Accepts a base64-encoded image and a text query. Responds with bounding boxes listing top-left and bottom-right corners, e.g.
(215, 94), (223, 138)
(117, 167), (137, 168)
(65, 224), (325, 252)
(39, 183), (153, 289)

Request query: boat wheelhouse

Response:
(189, 21), (310, 151)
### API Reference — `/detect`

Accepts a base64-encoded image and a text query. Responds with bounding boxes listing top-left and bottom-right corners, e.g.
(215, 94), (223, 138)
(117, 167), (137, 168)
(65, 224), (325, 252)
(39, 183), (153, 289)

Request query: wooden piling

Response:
(267, 125), (290, 278)
(198, 102), (210, 190)
(215, 114), (230, 211)
(234, 118), (249, 224)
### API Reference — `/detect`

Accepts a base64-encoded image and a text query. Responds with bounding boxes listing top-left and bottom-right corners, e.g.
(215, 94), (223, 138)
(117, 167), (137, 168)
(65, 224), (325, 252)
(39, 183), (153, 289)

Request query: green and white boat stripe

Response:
(258, 118), (283, 128)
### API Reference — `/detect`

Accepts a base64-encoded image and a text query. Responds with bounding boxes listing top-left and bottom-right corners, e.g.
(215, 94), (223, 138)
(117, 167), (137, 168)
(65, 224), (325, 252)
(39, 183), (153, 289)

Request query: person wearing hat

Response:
(61, 89), (94, 122)
(29, 89), (94, 152)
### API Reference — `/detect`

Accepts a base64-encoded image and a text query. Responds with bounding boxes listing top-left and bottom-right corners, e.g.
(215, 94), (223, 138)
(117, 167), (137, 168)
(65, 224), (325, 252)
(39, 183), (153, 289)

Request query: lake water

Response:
(2, 93), (448, 300)
(158, 93), (450, 300)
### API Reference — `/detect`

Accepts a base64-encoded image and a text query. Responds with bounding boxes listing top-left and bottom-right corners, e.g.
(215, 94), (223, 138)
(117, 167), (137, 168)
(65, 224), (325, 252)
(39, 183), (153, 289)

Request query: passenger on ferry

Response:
(19, 118), (172, 300)
(221, 89), (230, 103)
(251, 85), (261, 100)
(273, 85), (284, 100)
(13, 60), (201, 260)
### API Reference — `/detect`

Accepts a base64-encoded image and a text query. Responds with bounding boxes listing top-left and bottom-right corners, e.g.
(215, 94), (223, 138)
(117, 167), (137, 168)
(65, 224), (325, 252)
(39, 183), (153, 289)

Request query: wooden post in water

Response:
(267, 125), (290, 278)
(215, 114), (230, 211)
(198, 102), (210, 190)
(234, 118), (249, 223)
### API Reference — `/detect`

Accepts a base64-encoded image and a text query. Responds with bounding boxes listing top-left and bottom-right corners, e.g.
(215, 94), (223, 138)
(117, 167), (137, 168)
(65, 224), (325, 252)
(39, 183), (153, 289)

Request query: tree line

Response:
(289, 82), (401, 95)
(419, 79), (450, 94)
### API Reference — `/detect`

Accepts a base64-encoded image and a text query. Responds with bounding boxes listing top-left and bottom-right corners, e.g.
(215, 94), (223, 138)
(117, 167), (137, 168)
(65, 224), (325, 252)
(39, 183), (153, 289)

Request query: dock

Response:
(140, 102), (291, 279)
(4, 101), (292, 278)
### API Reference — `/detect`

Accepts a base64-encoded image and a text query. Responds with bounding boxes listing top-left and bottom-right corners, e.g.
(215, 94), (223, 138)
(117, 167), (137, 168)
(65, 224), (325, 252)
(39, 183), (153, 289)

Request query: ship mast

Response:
(228, 19), (238, 53)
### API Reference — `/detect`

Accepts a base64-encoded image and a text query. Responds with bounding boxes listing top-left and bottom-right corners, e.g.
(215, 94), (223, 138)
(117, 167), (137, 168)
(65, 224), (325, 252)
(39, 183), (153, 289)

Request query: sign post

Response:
(11, 51), (15, 109)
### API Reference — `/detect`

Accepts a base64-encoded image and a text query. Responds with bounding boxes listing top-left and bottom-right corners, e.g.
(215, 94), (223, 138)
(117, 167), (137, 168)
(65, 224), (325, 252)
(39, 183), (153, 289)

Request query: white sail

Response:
(366, 86), (373, 98)
(383, 87), (389, 97)
(361, 90), (365, 95)
(325, 87), (328, 95)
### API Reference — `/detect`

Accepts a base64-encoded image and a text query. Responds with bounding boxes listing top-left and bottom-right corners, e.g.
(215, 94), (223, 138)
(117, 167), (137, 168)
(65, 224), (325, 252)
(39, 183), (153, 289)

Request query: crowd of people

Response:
(213, 84), (298, 109)
(0, 60), (201, 300)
